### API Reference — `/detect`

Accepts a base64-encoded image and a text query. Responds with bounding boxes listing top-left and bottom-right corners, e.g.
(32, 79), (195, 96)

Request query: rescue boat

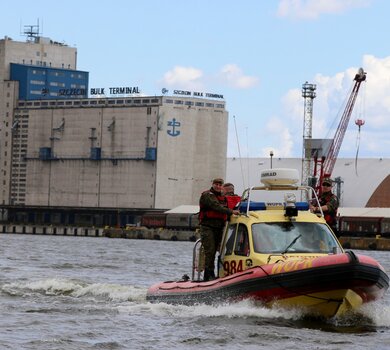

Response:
(146, 169), (389, 318)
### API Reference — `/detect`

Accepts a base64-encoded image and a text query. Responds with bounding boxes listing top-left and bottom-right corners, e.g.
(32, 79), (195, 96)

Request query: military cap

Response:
(212, 178), (224, 184)
(322, 178), (333, 186)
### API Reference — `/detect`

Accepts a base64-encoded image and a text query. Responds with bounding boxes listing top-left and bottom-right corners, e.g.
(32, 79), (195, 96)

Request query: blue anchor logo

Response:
(167, 118), (181, 137)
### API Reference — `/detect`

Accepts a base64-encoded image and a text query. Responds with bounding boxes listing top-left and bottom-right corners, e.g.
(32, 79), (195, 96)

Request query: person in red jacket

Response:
(222, 183), (241, 209)
(199, 178), (240, 281)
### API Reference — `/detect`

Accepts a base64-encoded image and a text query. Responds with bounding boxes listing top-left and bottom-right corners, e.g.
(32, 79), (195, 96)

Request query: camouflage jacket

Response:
(199, 188), (232, 228)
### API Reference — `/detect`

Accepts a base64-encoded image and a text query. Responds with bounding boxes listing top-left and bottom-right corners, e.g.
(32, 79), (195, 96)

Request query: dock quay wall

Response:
(3, 225), (390, 249)
(339, 236), (390, 251)
(104, 227), (200, 241)
(0, 224), (200, 241)
(1, 224), (104, 237)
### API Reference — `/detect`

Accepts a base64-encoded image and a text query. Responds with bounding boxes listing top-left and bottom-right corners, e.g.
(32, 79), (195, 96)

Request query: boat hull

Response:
(146, 252), (389, 318)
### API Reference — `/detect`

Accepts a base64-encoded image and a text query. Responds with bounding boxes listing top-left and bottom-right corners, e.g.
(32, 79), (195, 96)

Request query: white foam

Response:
(137, 299), (304, 320)
(2, 278), (147, 302)
(358, 301), (390, 327)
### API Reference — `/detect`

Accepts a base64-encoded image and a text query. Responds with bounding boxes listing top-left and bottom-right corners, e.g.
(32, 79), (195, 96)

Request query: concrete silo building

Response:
(0, 34), (228, 226)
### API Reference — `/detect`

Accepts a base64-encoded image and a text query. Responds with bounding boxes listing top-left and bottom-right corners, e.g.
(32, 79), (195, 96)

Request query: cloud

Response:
(276, 55), (390, 157)
(160, 66), (204, 90)
(218, 64), (259, 89)
(160, 64), (259, 91)
(260, 117), (294, 157)
(276, 0), (371, 20)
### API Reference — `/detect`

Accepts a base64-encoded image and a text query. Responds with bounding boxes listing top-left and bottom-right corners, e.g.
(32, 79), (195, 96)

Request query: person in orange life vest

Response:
(222, 182), (241, 209)
(310, 178), (339, 236)
(199, 178), (240, 281)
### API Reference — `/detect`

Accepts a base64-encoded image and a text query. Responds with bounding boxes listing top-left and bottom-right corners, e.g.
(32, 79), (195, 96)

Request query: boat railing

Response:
(240, 185), (323, 217)
(192, 239), (204, 281)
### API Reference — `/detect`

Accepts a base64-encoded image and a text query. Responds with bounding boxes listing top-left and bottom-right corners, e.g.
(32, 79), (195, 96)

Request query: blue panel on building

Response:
(10, 63), (89, 100)
(90, 147), (101, 160)
(39, 147), (52, 160)
(145, 147), (157, 161)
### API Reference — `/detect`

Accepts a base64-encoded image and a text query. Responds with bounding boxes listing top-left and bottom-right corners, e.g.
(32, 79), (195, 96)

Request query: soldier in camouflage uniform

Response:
(199, 178), (240, 281)
(311, 178), (339, 237)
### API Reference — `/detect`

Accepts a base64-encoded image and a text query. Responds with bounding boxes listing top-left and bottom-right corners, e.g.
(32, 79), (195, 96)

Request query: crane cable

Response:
(354, 82), (367, 176)
(355, 123), (362, 176)
(233, 115), (246, 189)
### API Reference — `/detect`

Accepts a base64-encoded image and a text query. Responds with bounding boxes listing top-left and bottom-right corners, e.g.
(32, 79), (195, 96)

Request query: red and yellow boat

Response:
(146, 169), (389, 318)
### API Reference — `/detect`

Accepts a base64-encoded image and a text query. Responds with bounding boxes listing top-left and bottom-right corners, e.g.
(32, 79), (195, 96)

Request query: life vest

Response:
(226, 195), (241, 209)
(199, 190), (228, 222)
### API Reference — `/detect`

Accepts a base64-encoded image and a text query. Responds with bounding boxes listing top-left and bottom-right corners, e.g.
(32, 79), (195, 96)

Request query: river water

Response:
(1, 234), (389, 350)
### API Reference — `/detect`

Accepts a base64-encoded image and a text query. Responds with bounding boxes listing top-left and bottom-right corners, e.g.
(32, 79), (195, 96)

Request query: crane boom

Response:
(311, 68), (366, 195)
(323, 68), (366, 179)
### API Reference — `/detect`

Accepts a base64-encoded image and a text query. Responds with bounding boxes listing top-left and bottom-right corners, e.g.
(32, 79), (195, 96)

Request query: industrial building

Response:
(1, 32), (389, 229)
(226, 157), (390, 208)
(0, 33), (228, 226)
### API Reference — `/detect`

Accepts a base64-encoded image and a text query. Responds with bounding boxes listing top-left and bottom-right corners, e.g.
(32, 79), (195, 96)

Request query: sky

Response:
(2, 0), (390, 159)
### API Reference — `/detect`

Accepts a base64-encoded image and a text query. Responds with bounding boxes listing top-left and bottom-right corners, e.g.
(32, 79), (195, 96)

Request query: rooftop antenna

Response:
(22, 19), (41, 42)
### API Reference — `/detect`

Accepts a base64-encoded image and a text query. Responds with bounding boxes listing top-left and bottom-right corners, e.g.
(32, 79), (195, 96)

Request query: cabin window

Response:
(223, 224), (249, 256)
(234, 224), (249, 256)
(223, 224), (237, 256)
(251, 222), (338, 254)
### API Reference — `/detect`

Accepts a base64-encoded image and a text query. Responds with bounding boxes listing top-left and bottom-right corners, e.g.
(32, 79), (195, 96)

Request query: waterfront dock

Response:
(0, 224), (199, 242)
(2, 224), (390, 249)
(1, 224), (104, 237)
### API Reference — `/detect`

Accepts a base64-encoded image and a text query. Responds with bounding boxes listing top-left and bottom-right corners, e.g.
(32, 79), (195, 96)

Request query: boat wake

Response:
(2, 278), (389, 331)
(1, 278), (146, 302)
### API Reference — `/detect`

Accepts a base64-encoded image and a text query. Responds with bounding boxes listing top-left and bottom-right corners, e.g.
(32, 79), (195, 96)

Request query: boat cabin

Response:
(193, 168), (343, 281)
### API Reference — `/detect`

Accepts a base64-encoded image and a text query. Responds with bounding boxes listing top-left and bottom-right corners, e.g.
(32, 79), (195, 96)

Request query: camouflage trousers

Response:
(200, 225), (223, 272)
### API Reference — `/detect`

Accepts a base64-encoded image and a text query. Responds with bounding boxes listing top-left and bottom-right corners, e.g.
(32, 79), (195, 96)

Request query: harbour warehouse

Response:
(1, 34), (389, 228)
(0, 35), (227, 226)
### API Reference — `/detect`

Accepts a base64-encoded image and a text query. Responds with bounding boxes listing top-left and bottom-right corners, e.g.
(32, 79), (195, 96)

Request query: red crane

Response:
(313, 68), (366, 195)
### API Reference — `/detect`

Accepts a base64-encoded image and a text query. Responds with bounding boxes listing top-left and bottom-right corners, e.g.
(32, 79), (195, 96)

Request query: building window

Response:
(30, 90), (43, 95)
(30, 80), (45, 85)
(147, 107), (152, 115)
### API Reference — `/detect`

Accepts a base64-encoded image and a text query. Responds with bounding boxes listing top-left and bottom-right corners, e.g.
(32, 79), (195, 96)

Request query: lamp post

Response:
(270, 150), (274, 169)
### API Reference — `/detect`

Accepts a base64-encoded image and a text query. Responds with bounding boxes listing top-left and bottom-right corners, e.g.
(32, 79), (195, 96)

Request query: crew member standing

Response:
(199, 178), (239, 281)
(311, 178), (339, 236)
(222, 182), (241, 209)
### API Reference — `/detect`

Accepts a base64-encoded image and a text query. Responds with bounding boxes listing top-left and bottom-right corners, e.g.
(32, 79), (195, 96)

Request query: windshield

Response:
(251, 222), (340, 254)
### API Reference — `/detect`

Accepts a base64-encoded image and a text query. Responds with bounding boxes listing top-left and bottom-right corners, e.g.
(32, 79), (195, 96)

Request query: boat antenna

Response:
(246, 126), (250, 188)
(233, 115), (246, 189)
